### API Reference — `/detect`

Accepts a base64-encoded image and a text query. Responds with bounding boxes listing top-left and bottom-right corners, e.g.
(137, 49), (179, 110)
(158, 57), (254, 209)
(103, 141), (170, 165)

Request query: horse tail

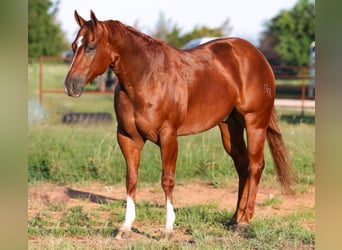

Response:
(266, 108), (297, 194)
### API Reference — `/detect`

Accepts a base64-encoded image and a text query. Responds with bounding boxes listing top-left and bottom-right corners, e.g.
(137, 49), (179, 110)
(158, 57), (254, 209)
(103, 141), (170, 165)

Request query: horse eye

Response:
(86, 44), (96, 52)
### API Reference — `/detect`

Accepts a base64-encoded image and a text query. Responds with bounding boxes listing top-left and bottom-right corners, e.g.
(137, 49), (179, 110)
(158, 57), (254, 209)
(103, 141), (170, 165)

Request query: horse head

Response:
(64, 10), (112, 97)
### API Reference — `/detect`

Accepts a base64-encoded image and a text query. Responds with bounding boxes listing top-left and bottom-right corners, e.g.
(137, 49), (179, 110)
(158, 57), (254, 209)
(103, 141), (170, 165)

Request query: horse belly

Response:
(177, 99), (234, 136)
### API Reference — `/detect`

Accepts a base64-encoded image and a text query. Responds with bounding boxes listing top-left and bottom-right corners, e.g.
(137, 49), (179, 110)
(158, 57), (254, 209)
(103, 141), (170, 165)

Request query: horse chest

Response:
(134, 113), (160, 142)
(133, 101), (184, 142)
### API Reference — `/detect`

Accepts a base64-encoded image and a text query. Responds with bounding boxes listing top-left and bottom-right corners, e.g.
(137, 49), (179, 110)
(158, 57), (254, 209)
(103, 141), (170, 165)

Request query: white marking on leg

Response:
(121, 195), (135, 230)
(165, 199), (175, 231)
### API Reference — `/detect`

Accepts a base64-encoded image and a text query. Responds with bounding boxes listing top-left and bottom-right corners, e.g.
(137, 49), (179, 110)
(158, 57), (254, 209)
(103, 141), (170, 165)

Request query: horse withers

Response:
(64, 10), (296, 240)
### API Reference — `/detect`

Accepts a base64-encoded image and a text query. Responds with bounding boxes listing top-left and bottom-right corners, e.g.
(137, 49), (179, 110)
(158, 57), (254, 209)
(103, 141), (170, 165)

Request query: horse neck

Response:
(107, 21), (165, 87)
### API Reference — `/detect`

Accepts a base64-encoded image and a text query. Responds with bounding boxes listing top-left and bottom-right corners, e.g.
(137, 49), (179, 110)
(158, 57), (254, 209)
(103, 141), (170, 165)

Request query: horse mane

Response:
(105, 20), (166, 49)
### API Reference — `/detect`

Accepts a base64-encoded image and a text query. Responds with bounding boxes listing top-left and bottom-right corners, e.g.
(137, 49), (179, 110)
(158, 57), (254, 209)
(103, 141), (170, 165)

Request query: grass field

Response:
(28, 117), (315, 187)
(28, 62), (315, 249)
(28, 191), (314, 249)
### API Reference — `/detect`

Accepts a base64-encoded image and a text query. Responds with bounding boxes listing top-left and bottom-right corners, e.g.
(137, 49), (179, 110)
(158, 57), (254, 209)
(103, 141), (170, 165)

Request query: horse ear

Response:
(90, 10), (99, 26)
(74, 10), (86, 27)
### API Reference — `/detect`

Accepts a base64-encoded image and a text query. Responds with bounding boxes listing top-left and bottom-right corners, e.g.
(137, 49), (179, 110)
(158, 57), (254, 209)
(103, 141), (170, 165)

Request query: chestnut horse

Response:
(64, 11), (296, 239)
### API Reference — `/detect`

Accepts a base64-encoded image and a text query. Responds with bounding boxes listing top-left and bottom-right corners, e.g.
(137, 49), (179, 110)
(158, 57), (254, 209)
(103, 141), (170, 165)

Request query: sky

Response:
(53, 0), (298, 46)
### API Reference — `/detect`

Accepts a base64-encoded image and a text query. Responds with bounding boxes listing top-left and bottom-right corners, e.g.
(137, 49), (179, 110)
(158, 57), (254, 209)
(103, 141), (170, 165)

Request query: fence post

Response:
(39, 56), (43, 105)
(300, 66), (307, 116)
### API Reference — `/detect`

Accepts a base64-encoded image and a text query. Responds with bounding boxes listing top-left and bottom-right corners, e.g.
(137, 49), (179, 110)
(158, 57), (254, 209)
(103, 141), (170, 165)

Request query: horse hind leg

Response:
(218, 112), (250, 230)
(228, 111), (268, 229)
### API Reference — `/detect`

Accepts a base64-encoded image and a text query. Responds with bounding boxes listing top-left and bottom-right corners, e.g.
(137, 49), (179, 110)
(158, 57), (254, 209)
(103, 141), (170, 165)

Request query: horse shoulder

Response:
(114, 86), (142, 138)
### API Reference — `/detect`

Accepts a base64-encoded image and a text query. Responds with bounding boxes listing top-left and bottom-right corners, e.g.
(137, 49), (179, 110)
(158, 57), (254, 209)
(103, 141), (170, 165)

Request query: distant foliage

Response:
(152, 12), (232, 48)
(28, 0), (68, 60)
(260, 0), (315, 66)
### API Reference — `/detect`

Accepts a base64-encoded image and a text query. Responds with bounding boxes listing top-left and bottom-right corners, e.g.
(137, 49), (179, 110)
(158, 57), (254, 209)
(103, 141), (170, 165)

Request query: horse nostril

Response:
(64, 80), (73, 96)
(64, 85), (68, 95)
(64, 76), (85, 97)
(64, 79), (76, 97)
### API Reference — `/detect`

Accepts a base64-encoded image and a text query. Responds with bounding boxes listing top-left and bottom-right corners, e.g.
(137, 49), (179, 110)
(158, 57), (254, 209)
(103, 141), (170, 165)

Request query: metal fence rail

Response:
(38, 56), (315, 115)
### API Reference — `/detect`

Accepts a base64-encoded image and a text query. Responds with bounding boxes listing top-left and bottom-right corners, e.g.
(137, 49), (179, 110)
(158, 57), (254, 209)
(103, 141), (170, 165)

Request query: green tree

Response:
(260, 0), (315, 66)
(153, 11), (172, 41)
(152, 12), (232, 48)
(28, 0), (68, 60)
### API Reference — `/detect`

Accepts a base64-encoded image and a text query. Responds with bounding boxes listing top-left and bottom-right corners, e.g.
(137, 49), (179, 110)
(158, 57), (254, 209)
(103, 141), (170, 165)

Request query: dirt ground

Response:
(28, 180), (315, 247)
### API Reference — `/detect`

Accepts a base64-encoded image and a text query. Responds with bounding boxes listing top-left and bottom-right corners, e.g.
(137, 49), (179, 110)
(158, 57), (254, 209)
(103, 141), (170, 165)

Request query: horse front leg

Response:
(115, 131), (144, 240)
(159, 128), (178, 240)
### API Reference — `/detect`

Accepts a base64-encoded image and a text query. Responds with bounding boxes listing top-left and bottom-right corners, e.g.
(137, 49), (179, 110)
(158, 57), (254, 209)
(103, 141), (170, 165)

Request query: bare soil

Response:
(28, 181), (315, 248)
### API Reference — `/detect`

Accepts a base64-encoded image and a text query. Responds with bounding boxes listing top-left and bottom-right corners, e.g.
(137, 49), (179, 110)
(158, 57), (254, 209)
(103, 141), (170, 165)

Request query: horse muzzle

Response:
(64, 77), (85, 98)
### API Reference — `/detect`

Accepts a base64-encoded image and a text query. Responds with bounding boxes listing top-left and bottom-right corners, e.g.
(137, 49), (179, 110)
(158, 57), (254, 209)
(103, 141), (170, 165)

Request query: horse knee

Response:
(161, 174), (175, 193)
(249, 158), (265, 179)
(126, 173), (138, 195)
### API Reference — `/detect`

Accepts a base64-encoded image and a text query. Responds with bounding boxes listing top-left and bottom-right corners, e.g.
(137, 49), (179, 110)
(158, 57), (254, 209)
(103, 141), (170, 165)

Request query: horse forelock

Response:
(73, 19), (106, 47)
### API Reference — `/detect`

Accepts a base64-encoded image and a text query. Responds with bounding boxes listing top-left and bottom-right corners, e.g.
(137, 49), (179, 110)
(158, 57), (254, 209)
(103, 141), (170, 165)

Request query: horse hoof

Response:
(226, 220), (250, 233)
(115, 229), (131, 240)
(160, 229), (173, 241)
(226, 219), (237, 229)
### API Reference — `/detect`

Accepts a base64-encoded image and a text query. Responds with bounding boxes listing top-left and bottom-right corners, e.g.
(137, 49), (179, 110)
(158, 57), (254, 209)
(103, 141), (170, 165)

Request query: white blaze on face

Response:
(122, 195), (136, 230)
(76, 35), (84, 48)
(165, 199), (175, 230)
(68, 35), (84, 71)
